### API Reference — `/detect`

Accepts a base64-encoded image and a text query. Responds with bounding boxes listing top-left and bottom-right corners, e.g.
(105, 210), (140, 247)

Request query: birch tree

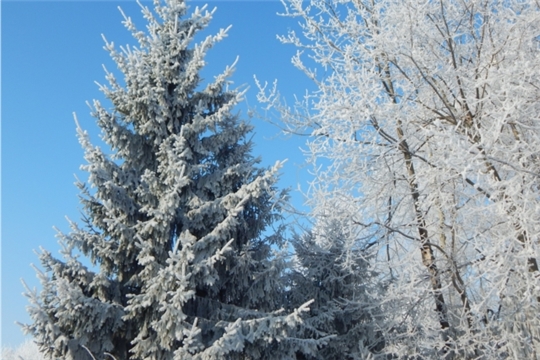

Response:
(258, 0), (540, 357)
(22, 1), (313, 359)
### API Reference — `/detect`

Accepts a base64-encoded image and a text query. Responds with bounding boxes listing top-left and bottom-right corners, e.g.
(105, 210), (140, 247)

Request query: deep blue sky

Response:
(2, 0), (315, 348)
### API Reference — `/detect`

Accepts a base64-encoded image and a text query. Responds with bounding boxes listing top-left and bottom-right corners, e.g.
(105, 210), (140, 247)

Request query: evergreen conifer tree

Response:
(287, 215), (383, 359)
(22, 1), (312, 358)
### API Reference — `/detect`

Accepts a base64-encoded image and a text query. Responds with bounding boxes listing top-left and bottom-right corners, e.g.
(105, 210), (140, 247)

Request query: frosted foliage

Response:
(22, 0), (313, 359)
(259, 0), (540, 358)
(2, 340), (45, 360)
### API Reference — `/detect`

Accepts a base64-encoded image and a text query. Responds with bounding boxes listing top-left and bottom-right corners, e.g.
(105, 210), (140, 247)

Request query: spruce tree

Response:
(22, 1), (311, 358)
(287, 216), (383, 359)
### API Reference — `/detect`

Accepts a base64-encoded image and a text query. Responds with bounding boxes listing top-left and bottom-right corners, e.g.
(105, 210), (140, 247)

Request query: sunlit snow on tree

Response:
(22, 1), (316, 359)
(259, 0), (540, 358)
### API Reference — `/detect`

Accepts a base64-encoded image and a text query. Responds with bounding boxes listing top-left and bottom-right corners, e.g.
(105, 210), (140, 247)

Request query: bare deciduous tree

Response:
(258, 0), (540, 357)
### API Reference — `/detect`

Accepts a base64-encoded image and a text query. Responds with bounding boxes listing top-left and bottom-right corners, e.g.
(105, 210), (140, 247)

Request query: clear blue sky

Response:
(2, 0), (315, 348)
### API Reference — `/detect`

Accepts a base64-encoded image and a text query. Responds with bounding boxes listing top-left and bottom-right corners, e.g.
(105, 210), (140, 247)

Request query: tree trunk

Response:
(396, 122), (450, 330)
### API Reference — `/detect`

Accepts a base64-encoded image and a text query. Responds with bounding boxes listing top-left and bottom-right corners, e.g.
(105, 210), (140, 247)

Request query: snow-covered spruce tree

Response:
(259, 0), (540, 358)
(22, 1), (314, 359)
(286, 213), (384, 360)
